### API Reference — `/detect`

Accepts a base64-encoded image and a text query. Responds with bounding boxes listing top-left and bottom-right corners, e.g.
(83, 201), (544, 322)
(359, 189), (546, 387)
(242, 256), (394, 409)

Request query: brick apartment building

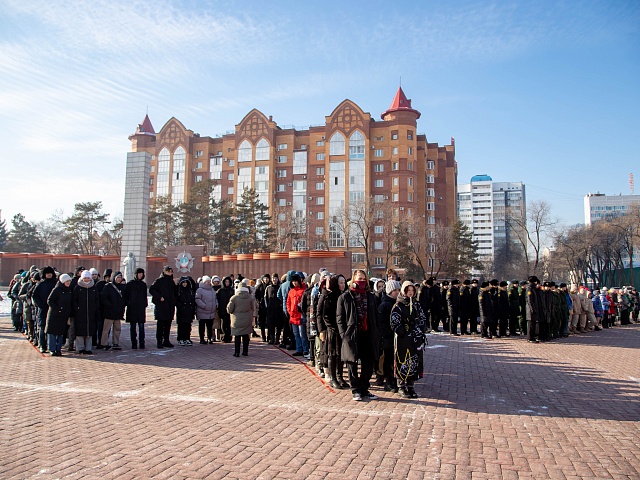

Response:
(128, 87), (457, 274)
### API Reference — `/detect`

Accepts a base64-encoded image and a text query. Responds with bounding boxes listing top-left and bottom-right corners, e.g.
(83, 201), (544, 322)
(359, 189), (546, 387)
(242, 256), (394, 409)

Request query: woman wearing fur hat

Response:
(32, 266), (58, 353)
(45, 274), (73, 356)
(336, 270), (380, 401)
(72, 270), (100, 354)
(227, 279), (256, 356)
(100, 271), (126, 350)
(124, 268), (148, 349)
(390, 281), (427, 399)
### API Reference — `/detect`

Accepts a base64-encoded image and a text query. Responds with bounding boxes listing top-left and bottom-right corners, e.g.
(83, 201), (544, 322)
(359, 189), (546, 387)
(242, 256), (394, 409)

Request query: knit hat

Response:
(202, 275), (211, 283)
(386, 280), (402, 294)
(310, 273), (320, 285)
(90, 268), (99, 276)
(400, 280), (415, 296)
(81, 270), (92, 280)
(59, 273), (72, 283)
(241, 279), (251, 288)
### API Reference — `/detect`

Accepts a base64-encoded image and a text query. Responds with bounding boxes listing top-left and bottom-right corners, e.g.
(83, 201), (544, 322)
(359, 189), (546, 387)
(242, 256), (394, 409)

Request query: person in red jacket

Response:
(286, 274), (309, 357)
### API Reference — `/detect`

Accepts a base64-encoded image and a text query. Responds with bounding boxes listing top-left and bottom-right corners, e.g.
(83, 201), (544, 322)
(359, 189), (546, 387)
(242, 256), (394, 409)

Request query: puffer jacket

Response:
(195, 282), (217, 320)
(227, 288), (256, 336)
(286, 285), (306, 325)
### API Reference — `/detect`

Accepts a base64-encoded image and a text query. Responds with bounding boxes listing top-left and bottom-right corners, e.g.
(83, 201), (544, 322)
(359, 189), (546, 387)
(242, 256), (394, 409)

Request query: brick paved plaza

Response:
(1, 311), (638, 479)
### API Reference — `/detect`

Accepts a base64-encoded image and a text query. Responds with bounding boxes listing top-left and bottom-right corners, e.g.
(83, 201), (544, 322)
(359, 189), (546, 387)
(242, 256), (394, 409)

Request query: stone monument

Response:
(121, 151), (151, 275)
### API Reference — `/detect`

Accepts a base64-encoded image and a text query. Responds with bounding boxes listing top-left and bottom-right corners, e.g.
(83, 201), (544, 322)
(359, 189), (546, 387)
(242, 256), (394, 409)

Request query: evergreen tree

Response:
(231, 188), (274, 253)
(64, 201), (110, 254)
(6, 213), (45, 253)
(147, 195), (180, 256)
(443, 220), (482, 278)
(211, 199), (236, 254)
(0, 218), (7, 251)
(180, 180), (216, 247)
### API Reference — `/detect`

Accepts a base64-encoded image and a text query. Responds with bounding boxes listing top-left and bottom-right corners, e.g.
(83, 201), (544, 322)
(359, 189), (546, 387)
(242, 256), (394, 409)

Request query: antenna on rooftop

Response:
(630, 173), (635, 195)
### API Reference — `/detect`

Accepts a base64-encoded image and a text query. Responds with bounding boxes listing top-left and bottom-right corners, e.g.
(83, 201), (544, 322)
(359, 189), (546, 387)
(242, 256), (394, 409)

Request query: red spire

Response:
(135, 114), (156, 135)
(381, 86), (421, 119)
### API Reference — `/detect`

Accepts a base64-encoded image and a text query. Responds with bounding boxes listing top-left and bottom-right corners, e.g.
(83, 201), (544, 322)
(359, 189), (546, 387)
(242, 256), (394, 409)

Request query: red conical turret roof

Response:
(381, 86), (421, 119)
(135, 114), (156, 136)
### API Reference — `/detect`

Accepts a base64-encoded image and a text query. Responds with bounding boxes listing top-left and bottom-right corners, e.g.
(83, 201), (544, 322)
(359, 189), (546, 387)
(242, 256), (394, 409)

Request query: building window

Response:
(374, 195), (384, 203)
(316, 197), (325, 205)
(229, 160), (234, 167)
(427, 160), (435, 170)
(151, 165), (155, 173)
(408, 177), (413, 186)
(374, 226), (383, 234)
(374, 164), (384, 172)
(210, 171), (222, 180)
(375, 257), (384, 265)
(391, 132), (398, 140)
(430, 243), (436, 253)
(393, 193), (399, 202)
(393, 177), (399, 186)
(195, 161), (202, 169)
(427, 188), (435, 197)
(427, 202), (435, 210)
(315, 226), (325, 235)
(329, 132), (345, 156)
(171, 146), (186, 205)
(255, 138), (270, 161)
(374, 149), (384, 157)
(293, 181), (306, 192)
(316, 153), (325, 161)
(408, 147), (413, 155)
(278, 155), (287, 163)
(156, 147), (170, 197)
(238, 140), (252, 162)
(293, 151), (307, 174)
(149, 178), (154, 185)
(316, 182), (324, 190)
(408, 162), (413, 171)
(393, 147), (398, 155)
(227, 173), (234, 181)
(352, 253), (365, 264)
(277, 184), (286, 192)
(375, 179), (384, 188)
(393, 162), (399, 171)
(427, 175), (435, 183)
(316, 167), (325, 175)
(316, 140), (324, 146)
(428, 258), (435, 268)
(407, 131), (413, 140)
(349, 131), (365, 160)
(227, 187), (234, 195)
(408, 193), (414, 202)
(428, 216), (435, 224)
(317, 212), (324, 220)
(277, 143), (288, 150)
(277, 169), (287, 178)
(195, 175), (202, 182)
(279, 198), (286, 207)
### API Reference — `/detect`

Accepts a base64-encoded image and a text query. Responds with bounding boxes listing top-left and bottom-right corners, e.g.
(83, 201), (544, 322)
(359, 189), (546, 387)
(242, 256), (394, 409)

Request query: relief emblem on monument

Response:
(174, 251), (195, 273)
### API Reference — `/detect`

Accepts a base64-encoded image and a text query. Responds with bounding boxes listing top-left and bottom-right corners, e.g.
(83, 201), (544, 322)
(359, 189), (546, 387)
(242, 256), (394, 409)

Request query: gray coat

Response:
(227, 288), (256, 336)
(195, 283), (218, 320)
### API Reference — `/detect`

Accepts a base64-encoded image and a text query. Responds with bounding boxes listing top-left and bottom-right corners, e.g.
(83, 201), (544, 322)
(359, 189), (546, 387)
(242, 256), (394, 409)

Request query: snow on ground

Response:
(0, 289), (11, 317)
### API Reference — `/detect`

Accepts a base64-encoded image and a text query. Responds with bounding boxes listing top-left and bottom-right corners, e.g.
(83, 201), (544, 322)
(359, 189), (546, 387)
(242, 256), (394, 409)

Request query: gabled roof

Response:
(381, 86), (421, 119)
(135, 114), (156, 136)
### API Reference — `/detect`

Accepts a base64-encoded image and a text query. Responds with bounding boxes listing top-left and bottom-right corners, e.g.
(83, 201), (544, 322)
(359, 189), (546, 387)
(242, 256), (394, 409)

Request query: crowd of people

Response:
(3, 265), (639, 401)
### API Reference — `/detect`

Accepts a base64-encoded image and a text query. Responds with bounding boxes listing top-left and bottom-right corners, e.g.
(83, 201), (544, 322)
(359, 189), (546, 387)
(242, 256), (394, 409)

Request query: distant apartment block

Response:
(584, 193), (640, 225)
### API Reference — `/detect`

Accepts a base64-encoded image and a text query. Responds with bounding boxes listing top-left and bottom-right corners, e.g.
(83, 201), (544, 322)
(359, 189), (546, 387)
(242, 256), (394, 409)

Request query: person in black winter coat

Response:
(216, 276), (234, 343)
(32, 266), (58, 353)
(100, 271), (126, 350)
(94, 268), (112, 347)
(447, 279), (461, 336)
(19, 272), (39, 344)
(149, 266), (177, 348)
(378, 280), (401, 393)
(336, 270), (380, 401)
(72, 270), (100, 354)
(176, 276), (197, 345)
(459, 279), (472, 335)
(46, 274), (74, 356)
(479, 282), (494, 339)
(124, 268), (148, 349)
(317, 274), (348, 389)
(63, 266), (85, 351)
(497, 281), (510, 338)
(255, 274), (271, 342)
(264, 274), (282, 344)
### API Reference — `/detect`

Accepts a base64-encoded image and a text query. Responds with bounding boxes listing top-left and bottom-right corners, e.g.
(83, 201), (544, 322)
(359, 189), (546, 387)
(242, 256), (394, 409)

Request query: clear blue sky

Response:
(1, 0), (638, 230)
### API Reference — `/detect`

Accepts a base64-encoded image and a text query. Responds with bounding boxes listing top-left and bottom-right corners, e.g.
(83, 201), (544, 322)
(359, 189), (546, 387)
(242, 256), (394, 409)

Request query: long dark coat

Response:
(317, 288), (342, 357)
(336, 290), (380, 364)
(73, 282), (100, 337)
(390, 296), (427, 382)
(45, 282), (73, 336)
(101, 281), (126, 320)
(124, 279), (148, 323)
(149, 274), (177, 321)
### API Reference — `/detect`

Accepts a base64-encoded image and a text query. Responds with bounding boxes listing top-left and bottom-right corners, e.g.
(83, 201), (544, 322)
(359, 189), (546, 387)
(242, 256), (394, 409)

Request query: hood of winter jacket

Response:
(286, 270), (296, 282)
(222, 276), (233, 289)
(41, 266), (57, 281)
(111, 271), (123, 283)
(103, 268), (113, 279)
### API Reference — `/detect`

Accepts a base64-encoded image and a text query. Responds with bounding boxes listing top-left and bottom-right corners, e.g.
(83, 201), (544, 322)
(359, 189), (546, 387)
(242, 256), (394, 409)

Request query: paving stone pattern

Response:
(0, 313), (638, 479)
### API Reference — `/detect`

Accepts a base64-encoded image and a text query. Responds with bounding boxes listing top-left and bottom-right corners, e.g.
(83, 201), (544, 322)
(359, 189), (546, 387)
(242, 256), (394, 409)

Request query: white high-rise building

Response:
(458, 175), (526, 260)
(583, 193), (640, 225)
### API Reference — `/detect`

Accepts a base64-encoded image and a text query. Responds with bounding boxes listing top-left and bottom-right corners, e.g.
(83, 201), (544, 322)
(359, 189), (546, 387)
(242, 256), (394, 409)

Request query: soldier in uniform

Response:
(488, 279), (500, 337)
(540, 281), (553, 342)
(507, 281), (521, 336)
(470, 279), (480, 333)
(429, 279), (442, 332)
(440, 281), (450, 333)
(447, 279), (461, 336)
(497, 281), (510, 337)
(525, 276), (542, 343)
(460, 279), (472, 335)
(479, 281), (493, 339)
(519, 280), (528, 335)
